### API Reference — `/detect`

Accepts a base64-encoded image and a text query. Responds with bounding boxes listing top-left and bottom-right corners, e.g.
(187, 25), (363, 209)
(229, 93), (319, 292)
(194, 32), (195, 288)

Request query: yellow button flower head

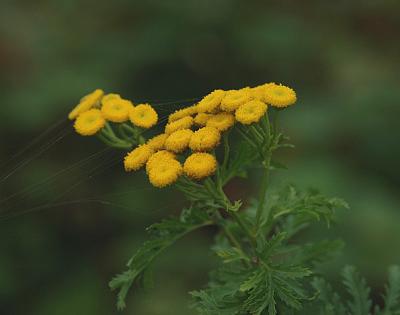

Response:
(196, 89), (226, 113)
(168, 105), (198, 123)
(183, 152), (217, 180)
(148, 158), (182, 188)
(251, 83), (275, 102)
(146, 133), (168, 151)
(129, 104), (158, 129)
(235, 100), (267, 125)
(124, 144), (154, 172)
(146, 150), (176, 173)
(68, 89), (104, 120)
(165, 129), (194, 153)
(189, 127), (221, 152)
(165, 116), (193, 134)
(194, 113), (212, 126)
(101, 93), (121, 104)
(74, 109), (106, 136)
(220, 89), (252, 112)
(101, 98), (134, 123)
(264, 83), (297, 108)
(206, 112), (235, 132)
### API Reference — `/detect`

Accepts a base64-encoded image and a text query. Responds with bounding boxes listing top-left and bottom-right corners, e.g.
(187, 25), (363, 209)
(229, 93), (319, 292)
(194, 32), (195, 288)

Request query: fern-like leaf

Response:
(342, 265), (372, 315)
(109, 206), (212, 310)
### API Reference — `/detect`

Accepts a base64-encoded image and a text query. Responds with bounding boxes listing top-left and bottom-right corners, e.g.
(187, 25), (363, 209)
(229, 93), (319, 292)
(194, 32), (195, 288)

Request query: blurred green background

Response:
(1, 1), (399, 314)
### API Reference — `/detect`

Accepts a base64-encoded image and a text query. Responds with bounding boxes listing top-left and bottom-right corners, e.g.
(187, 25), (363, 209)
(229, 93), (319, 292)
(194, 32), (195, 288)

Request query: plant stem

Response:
(231, 211), (257, 249)
(97, 132), (132, 149)
(254, 154), (271, 236)
(222, 132), (230, 171)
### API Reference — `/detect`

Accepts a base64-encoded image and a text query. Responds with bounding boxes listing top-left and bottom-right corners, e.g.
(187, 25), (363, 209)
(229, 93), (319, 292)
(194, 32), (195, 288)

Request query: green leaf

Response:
(109, 206), (212, 310)
(215, 247), (250, 264)
(291, 239), (345, 266)
(312, 266), (400, 315)
(311, 277), (347, 315)
(270, 160), (288, 170)
(190, 263), (249, 315)
(342, 265), (372, 315)
(378, 265), (400, 315)
(271, 185), (349, 238)
(240, 265), (310, 315)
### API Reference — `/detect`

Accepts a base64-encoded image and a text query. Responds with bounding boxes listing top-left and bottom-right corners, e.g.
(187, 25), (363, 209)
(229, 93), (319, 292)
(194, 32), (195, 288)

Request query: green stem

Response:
(236, 127), (259, 149)
(254, 151), (272, 236)
(249, 125), (263, 143)
(121, 123), (146, 145)
(214, 211), (249, 262)
(230, 211), (257, 249)
(97, 133), (132, 149)
(222, 132), (230, 171)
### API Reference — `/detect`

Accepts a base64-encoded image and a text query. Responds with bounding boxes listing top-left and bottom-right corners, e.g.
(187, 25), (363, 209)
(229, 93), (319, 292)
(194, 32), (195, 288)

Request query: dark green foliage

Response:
(312, 266), (400, 315)
(342, 265), (372, 315)
(109, 206), (212, 310)
(377, 266), (400, 315)
(269, 185), (349, 238)
(190, 185), (350, 315)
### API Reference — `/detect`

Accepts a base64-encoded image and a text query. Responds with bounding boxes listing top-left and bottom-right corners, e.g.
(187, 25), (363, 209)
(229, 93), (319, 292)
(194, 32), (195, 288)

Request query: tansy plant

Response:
(68, 84), (400, 314)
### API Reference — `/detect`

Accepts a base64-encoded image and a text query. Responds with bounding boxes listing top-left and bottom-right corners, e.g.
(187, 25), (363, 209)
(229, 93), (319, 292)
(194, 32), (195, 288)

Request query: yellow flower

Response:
(124, 144), (154, 171)
(147, 133), (168, 151)
(235, 100), (267, 125)
(250, 83), (275, 101)
(193, 113), (212, 126)
(74, 109), (105, 136)
(168, 105), (198, 123)
(264, 83), (297, 108)
(165, 129), (194, 153)
(189, 127), (220, 152)
(196, 90), (226, 113)
(68, 89), (104, 120)
(101, 93), (121, 104)
(206, 112), (235, 132)
(165, 116), (193, 134)
(183, 152), (217, 180)
(148, 158), (182, 188)
(101, 98), (133, 123)
(146, 150), (176, 173)
(129, 104), (158, 129)
(220, 89), (252, 112)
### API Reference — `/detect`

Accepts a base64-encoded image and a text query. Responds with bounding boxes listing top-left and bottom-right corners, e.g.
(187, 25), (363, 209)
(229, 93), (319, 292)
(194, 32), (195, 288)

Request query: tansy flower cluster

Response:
(122, 82), (296, 188)
(68, 89), (158, 136)
(68, 82), (296, 189)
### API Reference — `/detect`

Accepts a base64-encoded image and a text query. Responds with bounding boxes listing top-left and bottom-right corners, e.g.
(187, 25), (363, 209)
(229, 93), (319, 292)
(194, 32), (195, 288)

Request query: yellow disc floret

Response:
(168, 105), (198, 123)
(129, 104), (158, 128)
(165, 129), (194, 153)
(220, 89), (252, 112)
(183, 152), (217, 180)
(250, 83), (275, 102)
(264, 83), (297, 108)
(101, 93), (121, 104)
(124, 144), (154, 172)
(146, 150), (176, 173)
(68, 89), (104, 120)
(165, 116), (193, 134)
(206, 112), (235, 132)
(101, 98), (133, 123)
(235, 100), (267, 125)
(196, 90), (226, 113)
(74, 109), (106, 136)
(194, 113), (212, 126)
(147, 133), (168, 151)
(189, 127), (220, 152)
(148, 158), (182, 188)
